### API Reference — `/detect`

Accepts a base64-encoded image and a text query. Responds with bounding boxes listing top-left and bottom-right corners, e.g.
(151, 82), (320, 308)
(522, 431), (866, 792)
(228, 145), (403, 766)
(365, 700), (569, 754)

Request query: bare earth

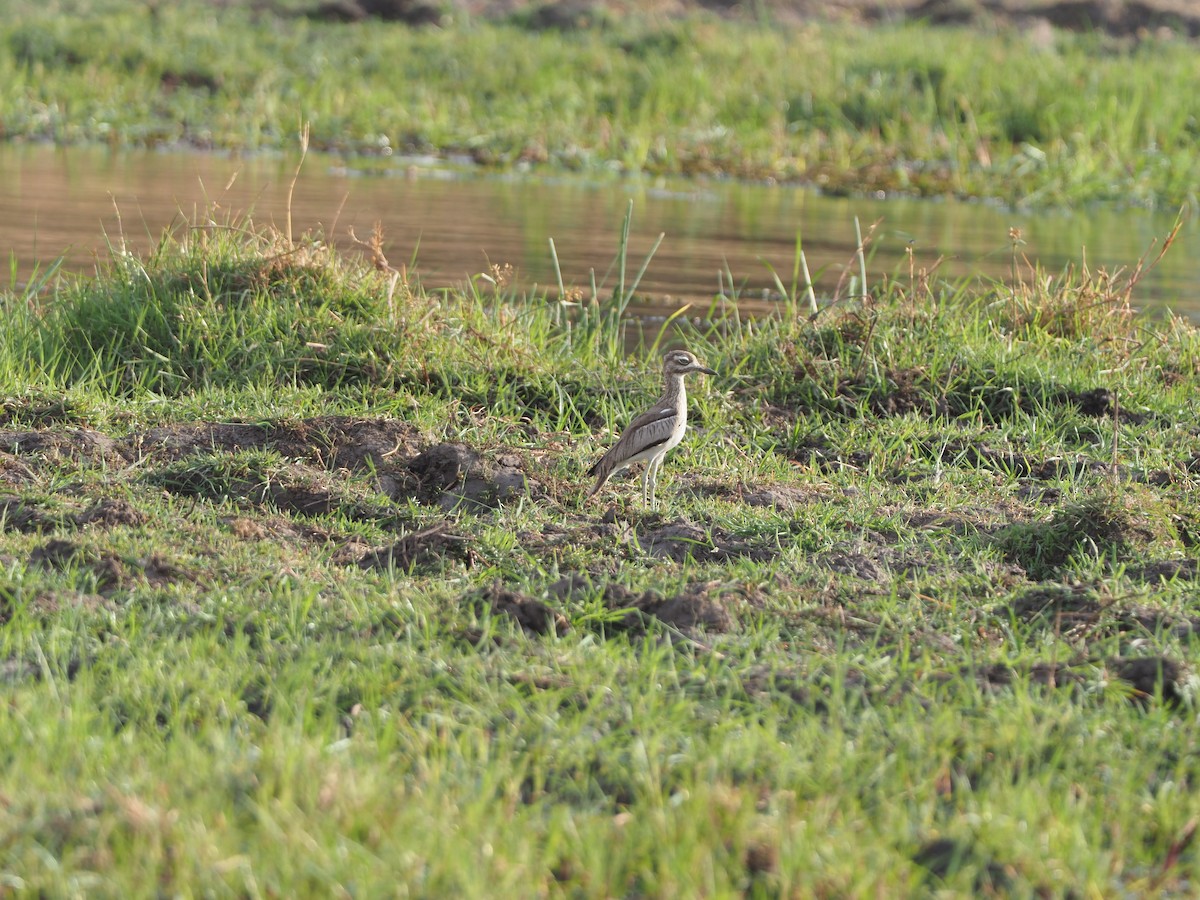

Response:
(340, 0), (1200, 38)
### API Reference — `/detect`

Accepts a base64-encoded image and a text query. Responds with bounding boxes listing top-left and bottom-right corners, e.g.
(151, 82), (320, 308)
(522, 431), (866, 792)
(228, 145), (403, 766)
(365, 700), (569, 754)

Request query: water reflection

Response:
(1, 144), (1195, 316)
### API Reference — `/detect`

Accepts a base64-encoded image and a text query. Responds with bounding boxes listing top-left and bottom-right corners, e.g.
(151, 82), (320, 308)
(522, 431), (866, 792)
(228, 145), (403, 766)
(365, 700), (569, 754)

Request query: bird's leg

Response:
(648, 456), (661, 510)
(641, 463), (651, 507)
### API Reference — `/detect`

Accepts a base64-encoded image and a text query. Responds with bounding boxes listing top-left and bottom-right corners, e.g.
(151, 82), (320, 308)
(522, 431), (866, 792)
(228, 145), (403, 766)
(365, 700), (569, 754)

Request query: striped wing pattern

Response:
(587, 400), (682, 490)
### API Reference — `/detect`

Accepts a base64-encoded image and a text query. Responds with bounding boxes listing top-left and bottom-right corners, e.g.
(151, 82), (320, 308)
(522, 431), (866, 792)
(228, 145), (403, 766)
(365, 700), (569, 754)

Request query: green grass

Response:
(4, 0), (1200, 206)
(0, 206), (1199, 894)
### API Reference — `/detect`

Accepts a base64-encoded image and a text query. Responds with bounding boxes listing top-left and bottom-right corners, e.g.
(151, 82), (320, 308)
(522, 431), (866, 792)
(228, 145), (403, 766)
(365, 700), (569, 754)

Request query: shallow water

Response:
(2, 144), (1196, 316)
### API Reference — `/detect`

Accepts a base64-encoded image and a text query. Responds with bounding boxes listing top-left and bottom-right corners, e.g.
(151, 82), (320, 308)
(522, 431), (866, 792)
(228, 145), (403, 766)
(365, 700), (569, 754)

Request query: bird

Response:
(586, 349), (717, 509)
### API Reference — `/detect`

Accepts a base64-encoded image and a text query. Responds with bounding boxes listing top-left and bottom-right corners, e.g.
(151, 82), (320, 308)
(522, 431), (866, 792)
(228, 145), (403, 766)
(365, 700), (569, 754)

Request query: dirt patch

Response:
(357, 523), (478, 572)
(741, 663), (871, 711)
(472, 582), (570, 635)
(933, 439), (1110, 480)
(136, 422), (271, 460)
(1109, 656), (1185, 706)
(973, 655), (1185, 706)
(1127, 558), (1199, 583)
(0, 428), (127, 466)
(30, 539), (124, 591)
(308, 0), (1200, 41)
(0, 397), (80, 429)
(0, 495), (70, 533)
(29, 539), (188, 592)
(781, 432), (872, 473)
(995, 491), (1180, 579)
(1002, 583), (1200, 641)
(309, 0), (446, 25)
(815, 523), (989, 581)
(0, 454), (36, 485)
(402, 442), (530, 511)
(687, 480), (827, 510)
(971, 660), (1087, 693)
(133, 416), (423, 470)
(639, 522), (775, 563)
(268, 417), (424, 472)
(912, 837), (1014, 894)
(76, 498), (147, 528)
(151, 453), (397, 522)
(549, 573), (737, 636)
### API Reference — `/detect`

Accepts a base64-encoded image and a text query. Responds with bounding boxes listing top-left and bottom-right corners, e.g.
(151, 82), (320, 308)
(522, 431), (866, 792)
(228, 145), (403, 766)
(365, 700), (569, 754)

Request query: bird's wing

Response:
(587, 402), (680, 479)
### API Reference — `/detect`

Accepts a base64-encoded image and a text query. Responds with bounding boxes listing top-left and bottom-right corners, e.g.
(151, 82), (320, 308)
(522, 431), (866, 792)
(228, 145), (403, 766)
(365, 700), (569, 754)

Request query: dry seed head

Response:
(490, 262), (514, 288)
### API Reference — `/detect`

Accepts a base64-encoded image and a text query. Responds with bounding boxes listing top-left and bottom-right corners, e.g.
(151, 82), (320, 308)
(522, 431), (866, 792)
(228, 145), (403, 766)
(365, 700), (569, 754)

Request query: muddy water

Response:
(2, 144), (1196, 316)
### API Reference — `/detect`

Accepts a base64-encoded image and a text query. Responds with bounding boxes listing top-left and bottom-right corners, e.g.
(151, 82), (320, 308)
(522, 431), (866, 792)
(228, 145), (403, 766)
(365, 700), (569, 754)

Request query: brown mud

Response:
(316, 0), (1200, 41)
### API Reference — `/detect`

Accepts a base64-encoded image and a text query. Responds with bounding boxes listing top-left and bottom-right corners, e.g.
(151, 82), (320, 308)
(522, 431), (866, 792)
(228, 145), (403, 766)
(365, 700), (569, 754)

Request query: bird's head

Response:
(663, 349), (717, 378)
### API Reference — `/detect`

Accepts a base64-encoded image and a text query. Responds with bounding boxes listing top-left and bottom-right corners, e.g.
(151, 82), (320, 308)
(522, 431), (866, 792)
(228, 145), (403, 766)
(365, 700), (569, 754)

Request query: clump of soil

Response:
(309, 0), (445, 25)
(911, 836), (1014, 894)
(472, 582), (570, 636)
(639, 522), (775, 563)
(152, 452), (396, 522)
(1109, 656), (1185, 707)
(270, 417), (425, 472)
(1002, 583), (1105, 629)
(995, 488), (1180, 579)
(2, 495), (148, 534)
(0, 396), (79, 428)
(0, 428), (126, 466)
(972, 655), (1185, 707)
(1002, 583), (1200, 641)
(402, 442), (530, 511)
(357, 523), (478, 573)
(688, 480), (824, 510)
(135, 422), (268, 460)
(28, 539), (188, 592)
(76, 498), (147, 528)
(1126, 559), (1198, 583)
(971, 660), (1087, 694)
(133, 416), (423, 473)
(0, 495), (69, 533)
(0, 454), (35, 485)
(309, 0), (1200, 41)
(741, 663), (872, 711)
(549, 573), (736, 636)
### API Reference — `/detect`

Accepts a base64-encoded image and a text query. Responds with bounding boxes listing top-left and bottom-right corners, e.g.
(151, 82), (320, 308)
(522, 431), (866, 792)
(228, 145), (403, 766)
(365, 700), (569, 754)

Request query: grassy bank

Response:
(0, 208), (1199, 894)
(4, 0), (1200, 206)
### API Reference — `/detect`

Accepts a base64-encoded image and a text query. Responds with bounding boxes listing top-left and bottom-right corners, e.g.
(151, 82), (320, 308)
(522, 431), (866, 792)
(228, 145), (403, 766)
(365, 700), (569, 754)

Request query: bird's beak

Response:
(697, 365), (718, 376)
